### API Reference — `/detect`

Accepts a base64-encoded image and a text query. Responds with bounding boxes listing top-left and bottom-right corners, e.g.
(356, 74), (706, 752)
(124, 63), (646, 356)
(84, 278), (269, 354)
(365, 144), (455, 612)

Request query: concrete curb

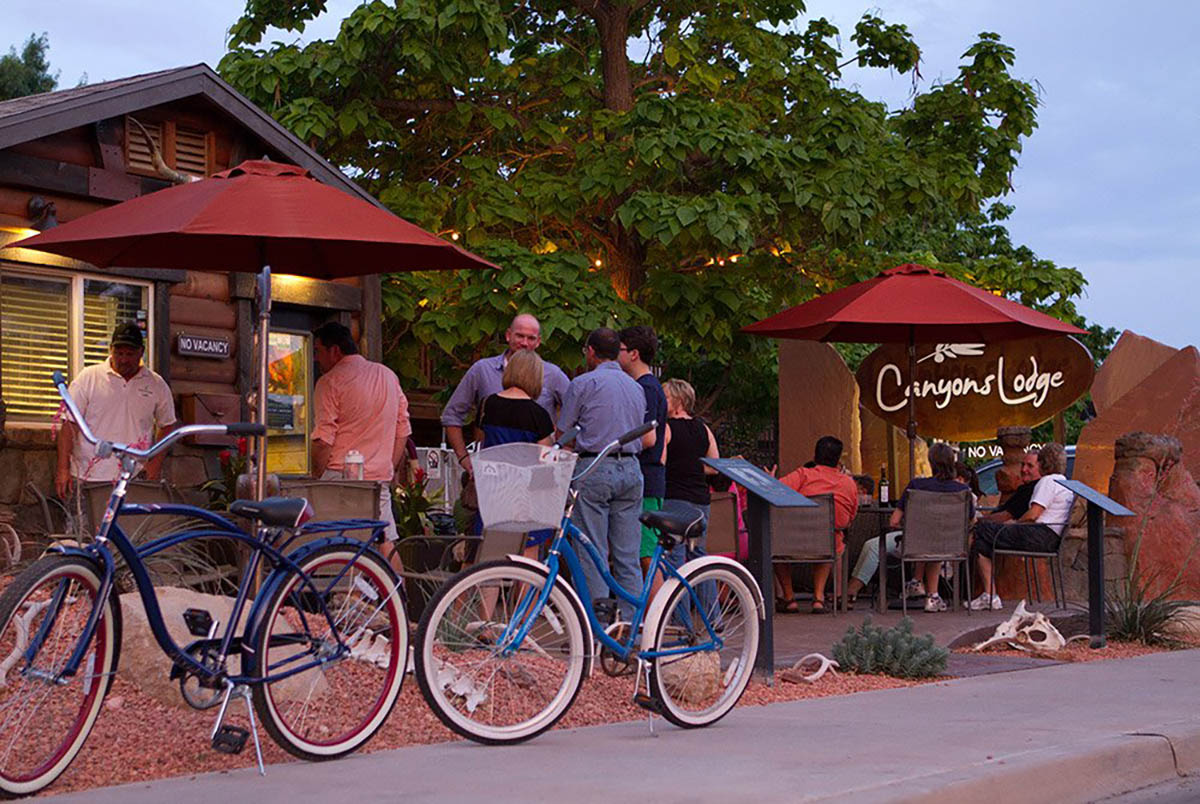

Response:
(821, 732), (1185, 803)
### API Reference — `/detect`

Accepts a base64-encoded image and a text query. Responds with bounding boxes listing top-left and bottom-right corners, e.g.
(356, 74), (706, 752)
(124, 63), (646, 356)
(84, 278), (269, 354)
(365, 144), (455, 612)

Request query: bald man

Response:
(442, 313), (570, 474)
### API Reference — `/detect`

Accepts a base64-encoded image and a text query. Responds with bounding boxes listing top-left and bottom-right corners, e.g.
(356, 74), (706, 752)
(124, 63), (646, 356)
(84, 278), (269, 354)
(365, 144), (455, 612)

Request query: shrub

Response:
(831, 617), (948, 679)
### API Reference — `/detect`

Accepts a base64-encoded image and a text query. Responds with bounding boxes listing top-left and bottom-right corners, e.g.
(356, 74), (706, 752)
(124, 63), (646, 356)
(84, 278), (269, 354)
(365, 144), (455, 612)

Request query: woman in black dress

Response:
(473, 349), (554, 553)
(660, 379), (721, 583)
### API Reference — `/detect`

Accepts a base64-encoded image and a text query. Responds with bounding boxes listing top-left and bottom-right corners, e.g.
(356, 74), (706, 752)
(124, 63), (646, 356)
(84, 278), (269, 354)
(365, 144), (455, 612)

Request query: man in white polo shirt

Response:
(55, 323), (177, 498)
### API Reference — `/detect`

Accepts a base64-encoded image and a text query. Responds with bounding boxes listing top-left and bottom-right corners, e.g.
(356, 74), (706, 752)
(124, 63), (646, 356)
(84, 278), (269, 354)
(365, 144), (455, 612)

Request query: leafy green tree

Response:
(220, 2), (1096, 430)
(0, 34), (58, 101)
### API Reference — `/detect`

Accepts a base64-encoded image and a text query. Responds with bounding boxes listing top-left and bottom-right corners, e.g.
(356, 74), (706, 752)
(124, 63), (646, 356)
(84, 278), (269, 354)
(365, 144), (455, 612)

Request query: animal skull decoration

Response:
(972, 600), (1070, 653)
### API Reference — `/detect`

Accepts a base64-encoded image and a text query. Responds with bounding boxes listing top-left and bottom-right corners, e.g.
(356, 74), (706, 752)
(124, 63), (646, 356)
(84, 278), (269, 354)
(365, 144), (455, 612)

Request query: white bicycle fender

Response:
(506, 554), (595, 678)
(639, 555), (766, 654)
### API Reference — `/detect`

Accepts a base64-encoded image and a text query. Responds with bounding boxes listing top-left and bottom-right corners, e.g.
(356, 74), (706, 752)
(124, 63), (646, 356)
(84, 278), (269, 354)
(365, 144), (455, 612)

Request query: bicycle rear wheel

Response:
(414, 559), (586, 744)
(0, 555), (120, 798)
(251, 545), (407, 761)
(648, 562), (759, 728)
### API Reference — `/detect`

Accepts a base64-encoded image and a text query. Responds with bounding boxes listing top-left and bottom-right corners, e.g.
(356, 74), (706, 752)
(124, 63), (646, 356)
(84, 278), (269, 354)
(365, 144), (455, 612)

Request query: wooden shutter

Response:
(125, 118), (162, 175)
(175, 127), (209, 177)
(0, 272), (70, 419)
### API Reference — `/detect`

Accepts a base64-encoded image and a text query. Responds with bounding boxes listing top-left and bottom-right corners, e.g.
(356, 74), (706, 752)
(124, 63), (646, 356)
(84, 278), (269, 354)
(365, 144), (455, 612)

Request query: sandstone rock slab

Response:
(1091, 330), (1179, 416)
(778, 341), (861, 474)
(1074, 346), (1200, 496)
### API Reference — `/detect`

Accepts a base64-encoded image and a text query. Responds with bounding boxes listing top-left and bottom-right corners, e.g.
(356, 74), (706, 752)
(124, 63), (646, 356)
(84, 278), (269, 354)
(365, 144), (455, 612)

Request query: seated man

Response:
(846, 444), (974, 612)
(774, 436), (858, 614)
(966, 443), (1073, 611)
(986, 449), (1041, 523)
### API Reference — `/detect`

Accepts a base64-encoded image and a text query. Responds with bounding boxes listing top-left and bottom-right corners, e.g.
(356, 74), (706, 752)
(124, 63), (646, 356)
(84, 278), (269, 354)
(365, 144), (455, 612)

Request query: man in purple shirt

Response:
(442, 313), (570, 475)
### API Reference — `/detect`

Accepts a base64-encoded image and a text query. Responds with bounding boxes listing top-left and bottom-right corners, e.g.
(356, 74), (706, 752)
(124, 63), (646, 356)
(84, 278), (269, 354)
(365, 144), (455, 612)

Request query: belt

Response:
(578, 451), (636, 459)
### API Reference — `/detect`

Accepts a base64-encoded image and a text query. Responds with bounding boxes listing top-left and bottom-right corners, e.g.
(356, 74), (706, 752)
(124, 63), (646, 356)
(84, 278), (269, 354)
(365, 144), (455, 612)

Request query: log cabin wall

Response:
(0, 74), (383, 537)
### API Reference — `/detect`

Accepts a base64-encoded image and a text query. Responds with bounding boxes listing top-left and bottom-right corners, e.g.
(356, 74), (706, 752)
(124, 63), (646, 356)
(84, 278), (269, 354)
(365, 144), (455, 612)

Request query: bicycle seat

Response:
(639, 505), (705, 540)
(229, 497), (313, 528)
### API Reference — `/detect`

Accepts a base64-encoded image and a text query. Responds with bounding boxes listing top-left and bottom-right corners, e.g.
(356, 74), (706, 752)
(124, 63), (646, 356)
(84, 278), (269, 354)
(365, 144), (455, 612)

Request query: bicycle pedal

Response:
(633, 693), (663, 714)
(212, 724), (249, 754)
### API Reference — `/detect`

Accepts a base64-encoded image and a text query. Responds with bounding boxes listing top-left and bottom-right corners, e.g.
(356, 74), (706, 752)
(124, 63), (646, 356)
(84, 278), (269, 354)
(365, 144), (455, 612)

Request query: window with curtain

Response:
(0, 267), (152, 423)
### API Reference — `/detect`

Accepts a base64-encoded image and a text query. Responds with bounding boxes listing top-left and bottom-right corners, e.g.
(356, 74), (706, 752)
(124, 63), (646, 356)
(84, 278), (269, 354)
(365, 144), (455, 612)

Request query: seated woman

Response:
(473, 349), (554, 556)
(845, 443), (974, 612)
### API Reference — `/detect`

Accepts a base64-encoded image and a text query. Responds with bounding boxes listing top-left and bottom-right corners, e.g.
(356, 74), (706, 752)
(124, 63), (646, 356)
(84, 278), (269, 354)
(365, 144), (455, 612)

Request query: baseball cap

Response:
(111, 322), (144, 349)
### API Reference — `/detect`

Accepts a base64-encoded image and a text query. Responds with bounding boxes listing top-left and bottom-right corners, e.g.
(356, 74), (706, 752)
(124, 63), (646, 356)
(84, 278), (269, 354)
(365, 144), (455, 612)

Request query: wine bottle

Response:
(879, 463), (890, 505)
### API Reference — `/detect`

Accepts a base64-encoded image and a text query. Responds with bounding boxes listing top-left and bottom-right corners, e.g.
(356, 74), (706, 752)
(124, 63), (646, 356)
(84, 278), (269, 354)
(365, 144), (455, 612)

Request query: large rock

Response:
(778, 341), (861, 474)
(859, 407), (929, 495)
(120, 587), (329, 708)
(1106, 433), (1200, 599)
(1074, 346), (1200, 495)
(1091, 331), (1178, 416)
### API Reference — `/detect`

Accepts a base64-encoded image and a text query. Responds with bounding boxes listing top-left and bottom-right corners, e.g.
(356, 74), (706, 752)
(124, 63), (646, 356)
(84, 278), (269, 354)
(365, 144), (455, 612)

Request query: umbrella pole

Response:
(254, 265), (272, 502)
(907, 326), (916, 485)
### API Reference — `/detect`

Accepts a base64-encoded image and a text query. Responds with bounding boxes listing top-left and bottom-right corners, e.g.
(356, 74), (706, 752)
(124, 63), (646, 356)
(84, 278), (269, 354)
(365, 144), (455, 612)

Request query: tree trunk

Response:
(608, 227), (646, 300)
(580, 1), (635, 112)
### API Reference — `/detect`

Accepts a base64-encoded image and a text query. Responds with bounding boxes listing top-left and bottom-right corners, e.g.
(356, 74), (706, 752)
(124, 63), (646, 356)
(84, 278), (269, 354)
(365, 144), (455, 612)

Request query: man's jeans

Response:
(569, 457), (644, 620)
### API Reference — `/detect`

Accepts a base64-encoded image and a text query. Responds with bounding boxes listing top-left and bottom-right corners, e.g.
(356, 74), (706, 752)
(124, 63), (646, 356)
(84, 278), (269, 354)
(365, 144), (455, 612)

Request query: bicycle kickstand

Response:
(210, 681), (266, 776)
(633, 658), (659, 737)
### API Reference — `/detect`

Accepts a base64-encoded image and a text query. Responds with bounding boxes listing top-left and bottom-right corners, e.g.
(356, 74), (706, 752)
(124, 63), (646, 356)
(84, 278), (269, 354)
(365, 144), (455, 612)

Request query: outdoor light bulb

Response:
(594, 258), (603, 267)
(730, 255), (739, 263)
(451, 232), (460, 240)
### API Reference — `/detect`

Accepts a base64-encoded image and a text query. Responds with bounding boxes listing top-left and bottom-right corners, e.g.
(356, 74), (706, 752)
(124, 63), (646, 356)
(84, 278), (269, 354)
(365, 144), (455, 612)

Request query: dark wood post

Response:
(1087, 501), (1106, 648)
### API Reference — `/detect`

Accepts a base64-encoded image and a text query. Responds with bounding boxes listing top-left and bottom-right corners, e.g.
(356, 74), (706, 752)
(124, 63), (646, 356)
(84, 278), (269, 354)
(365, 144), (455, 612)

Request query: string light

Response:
(594, 258), (603, 268)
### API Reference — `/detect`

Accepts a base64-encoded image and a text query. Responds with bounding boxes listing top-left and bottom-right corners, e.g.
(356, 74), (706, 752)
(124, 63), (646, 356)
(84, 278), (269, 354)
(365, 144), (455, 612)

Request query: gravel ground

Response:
(39, 664), (920, 796)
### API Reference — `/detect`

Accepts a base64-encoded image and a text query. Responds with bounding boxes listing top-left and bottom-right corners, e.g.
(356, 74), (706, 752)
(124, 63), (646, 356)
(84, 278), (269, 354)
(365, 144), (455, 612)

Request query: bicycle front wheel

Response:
(414, 559), (587, 744)
(251, 544), (407, 761)
(0, 555), (120, 798)
(649, 562), (759, 729)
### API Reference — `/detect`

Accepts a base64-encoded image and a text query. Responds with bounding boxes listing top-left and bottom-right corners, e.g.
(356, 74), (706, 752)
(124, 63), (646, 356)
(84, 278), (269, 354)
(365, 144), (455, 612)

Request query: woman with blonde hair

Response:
(473, 349), (555, 551)
(658, 379), (720, 580)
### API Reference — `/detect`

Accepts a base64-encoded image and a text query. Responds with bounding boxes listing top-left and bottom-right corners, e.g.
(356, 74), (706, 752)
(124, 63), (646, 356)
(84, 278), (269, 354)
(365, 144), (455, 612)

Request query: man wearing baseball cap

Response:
(55, 322), (177, 499)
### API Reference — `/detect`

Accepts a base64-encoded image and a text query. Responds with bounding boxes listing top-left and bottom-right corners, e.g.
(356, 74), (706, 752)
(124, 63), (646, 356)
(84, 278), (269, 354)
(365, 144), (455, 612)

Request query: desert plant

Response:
(831, 617), (948, 679)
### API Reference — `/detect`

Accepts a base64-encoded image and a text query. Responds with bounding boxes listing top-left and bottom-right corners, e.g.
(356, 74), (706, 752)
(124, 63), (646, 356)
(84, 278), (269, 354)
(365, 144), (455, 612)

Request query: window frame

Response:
(1, 262), (155, 428)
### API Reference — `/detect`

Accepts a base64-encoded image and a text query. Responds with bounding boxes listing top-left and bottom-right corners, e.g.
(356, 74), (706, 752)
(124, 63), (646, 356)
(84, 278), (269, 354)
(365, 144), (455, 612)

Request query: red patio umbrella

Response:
(743, 263), (1086, 479)
(8, 159), (498, 497)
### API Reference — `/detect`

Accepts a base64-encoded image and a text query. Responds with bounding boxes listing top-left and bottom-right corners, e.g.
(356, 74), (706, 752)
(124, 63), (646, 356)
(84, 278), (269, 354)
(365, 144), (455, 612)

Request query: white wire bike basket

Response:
(472, 443), (579, 531)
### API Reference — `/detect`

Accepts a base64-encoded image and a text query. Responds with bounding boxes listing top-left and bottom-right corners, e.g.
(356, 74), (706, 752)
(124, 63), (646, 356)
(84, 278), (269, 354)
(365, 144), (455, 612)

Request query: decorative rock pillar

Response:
(1107, 432), (1200, 599)
(995, 426), (1032, 503)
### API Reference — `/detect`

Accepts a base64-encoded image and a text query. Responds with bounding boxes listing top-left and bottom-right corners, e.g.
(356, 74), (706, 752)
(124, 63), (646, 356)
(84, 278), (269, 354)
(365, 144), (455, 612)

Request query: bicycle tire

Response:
(0, 555), (120, 798)
(648, 561), (759, 729)
(251, 544), (407, 761)
(414, 559), (587, 745)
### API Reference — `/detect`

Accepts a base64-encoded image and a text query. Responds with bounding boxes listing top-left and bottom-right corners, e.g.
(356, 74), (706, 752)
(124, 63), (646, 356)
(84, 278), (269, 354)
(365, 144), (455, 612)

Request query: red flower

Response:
(219, 450), (232, 467)
(414, 468), (427, 485)
(237, 436), (249, 456)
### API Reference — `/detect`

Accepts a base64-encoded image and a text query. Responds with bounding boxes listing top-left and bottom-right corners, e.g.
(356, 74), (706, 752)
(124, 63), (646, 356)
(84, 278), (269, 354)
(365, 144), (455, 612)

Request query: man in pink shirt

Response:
(311, 323), (411, 568)
(774, 435), (859, 614)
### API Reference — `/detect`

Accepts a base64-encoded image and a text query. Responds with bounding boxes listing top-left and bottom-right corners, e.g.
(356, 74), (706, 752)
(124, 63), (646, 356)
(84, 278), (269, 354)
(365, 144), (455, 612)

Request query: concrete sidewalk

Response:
(45, 649), (1200, 804)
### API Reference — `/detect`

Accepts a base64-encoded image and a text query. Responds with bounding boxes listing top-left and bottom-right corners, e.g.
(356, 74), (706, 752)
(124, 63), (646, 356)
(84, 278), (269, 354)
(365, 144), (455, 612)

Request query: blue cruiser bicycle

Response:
(414, 424), (763, 744)
(0, 373), (408, 797)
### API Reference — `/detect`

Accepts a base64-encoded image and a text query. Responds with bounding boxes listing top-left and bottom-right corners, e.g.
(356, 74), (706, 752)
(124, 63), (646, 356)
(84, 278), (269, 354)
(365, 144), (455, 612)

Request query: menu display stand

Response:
(702, 458), (816, 684)
(1054, 479), (1135, 648)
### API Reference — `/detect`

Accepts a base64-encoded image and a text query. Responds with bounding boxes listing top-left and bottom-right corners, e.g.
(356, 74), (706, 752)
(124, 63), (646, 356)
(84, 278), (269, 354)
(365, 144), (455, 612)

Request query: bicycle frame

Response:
(35, 472), (388, 690)
(499, 516), (724, 662)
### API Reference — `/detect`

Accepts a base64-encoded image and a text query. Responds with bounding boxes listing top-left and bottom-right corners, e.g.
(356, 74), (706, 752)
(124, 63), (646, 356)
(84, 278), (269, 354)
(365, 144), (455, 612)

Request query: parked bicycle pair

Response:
(0, 375), (761, 798)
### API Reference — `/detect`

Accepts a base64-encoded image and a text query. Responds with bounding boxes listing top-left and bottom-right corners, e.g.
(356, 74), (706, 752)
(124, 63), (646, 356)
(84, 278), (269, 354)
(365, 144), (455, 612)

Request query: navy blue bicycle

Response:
(0, 373), (407, 797)
(414, 424), (763, 744)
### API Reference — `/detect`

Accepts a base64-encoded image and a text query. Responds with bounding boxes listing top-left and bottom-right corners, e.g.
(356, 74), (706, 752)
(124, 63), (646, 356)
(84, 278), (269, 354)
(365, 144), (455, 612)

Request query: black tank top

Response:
(664, 417), (711, 505)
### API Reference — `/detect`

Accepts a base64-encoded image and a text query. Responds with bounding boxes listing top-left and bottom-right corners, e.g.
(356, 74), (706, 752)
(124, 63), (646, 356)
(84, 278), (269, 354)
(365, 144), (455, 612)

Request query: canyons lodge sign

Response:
(855, 337), (1094, 442)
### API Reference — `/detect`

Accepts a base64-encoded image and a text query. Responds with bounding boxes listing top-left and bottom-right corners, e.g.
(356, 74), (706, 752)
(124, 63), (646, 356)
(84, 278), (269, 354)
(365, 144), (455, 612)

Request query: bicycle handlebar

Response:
(570, 420), (657, 484)
(52, 370), (266, 463)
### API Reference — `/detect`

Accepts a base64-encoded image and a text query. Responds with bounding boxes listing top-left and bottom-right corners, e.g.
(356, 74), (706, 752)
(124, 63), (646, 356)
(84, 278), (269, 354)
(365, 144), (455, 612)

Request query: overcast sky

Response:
(7, 0), (1196, 349)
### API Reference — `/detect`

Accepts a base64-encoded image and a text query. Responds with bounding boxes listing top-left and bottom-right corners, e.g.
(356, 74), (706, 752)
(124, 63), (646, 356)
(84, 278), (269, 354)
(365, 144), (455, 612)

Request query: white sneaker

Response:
(904, 579), (926, 598)
(924, 594), (947, 613)
(966, 592), (991, 611)
(966, 593), (1004, 611)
